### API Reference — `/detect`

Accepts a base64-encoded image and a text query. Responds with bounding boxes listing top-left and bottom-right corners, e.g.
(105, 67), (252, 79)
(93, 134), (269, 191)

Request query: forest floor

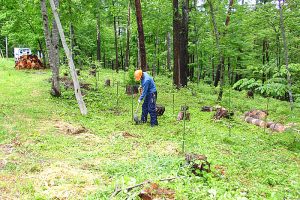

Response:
(0, 58), (299, 200)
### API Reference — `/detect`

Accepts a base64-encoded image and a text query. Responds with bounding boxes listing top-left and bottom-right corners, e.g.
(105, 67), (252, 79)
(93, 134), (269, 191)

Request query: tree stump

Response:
(76, 69), (80, 76)
(247, 90), (254, 98)
(213, 108), (232, 120)
(156, 105), (165, 116)
(201, 106), (213, 112)
(89, 69), (96, 77)
(105, 79), (111, 87)
(177, 111), (190, 121)
(185, 153), (211, 175)
(126, 85), (139, 95)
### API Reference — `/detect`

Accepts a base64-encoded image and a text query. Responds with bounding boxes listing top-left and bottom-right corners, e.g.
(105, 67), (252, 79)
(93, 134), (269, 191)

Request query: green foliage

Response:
(232, 78), (262, 91)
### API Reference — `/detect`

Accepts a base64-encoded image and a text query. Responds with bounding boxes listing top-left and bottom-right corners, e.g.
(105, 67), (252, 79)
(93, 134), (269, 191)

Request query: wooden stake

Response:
(173, 93), (175, 115)
(228, 87), (232, 136)
(49, 0), (87, 115)
(5, 37), (8, 58)
(132, 88), (134, 123)
(117, 81), (119, 108)
(182, 104), (186, 153)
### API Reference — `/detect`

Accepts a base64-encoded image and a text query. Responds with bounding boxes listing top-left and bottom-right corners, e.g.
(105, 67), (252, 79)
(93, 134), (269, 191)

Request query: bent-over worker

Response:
(134, 70), (158, 127)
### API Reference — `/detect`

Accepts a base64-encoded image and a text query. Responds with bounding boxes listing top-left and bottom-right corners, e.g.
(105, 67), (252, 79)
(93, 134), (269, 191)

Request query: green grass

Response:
(0, 58), (299, 199)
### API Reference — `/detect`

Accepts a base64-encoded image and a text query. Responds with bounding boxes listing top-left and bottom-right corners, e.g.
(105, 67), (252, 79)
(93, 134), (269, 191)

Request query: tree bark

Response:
(134, 0), (147, 71)
(173, 0), (181, 88)
(49, 0), (87, 115)
(180, 0), (189, 87)
(125, 1), (131, 70)
(40, 0), (61, 97)
(278, 0), (293, 110)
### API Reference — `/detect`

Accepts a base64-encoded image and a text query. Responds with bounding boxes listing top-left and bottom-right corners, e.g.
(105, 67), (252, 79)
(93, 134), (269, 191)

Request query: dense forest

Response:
(1, 0), (300, 103)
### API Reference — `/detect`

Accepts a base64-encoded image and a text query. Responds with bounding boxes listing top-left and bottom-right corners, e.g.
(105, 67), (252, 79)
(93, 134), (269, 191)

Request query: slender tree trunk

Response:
(134, 0), (147, 71)
(173, 0), (181, 88)
(166, 32), (171, 71)
(113, 5), (119, 73)
(125, 1), (131, 70)
(49, 0), (87, 115)
(40, 0), (61, 97)
(278, 0), (293, 110)
(96, 14), (101, 62)
(276, 32), (280, 69)
(217, 0), (233, 101)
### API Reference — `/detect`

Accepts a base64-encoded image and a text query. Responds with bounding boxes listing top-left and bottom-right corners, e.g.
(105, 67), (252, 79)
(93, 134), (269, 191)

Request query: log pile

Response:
(244, 109), (286, 132)
(15, 55), (43, 70)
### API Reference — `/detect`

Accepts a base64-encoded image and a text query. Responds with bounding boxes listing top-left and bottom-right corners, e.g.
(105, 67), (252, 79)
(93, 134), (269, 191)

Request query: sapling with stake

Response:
(182, 104), (187, 153)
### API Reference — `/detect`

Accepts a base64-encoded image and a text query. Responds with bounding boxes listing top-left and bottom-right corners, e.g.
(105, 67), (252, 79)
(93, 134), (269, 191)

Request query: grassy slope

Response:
(0, 59), (299, 200)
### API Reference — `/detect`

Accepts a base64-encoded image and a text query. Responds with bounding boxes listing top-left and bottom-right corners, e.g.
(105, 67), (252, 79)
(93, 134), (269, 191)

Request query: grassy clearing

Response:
(0, 58), (299, 199)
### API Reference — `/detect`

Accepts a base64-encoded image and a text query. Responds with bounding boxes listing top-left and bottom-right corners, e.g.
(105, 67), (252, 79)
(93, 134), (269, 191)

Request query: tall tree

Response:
(40, 0), (61, 97)
(278, 0), (293, 110)
(134, 0), (147, 71)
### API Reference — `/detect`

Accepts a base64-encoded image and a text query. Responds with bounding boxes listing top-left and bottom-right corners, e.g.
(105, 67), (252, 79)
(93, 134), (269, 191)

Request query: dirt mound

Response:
(54, 120), (87, 135)
(15, 55), (43, 70)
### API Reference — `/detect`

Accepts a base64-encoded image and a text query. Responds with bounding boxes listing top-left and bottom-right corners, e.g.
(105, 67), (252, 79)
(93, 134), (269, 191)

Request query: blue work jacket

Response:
(139, 72), (157, 101)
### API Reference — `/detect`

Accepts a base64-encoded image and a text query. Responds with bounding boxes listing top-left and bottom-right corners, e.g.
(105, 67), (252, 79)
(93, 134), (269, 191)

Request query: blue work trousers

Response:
(141, 92), (158, 126)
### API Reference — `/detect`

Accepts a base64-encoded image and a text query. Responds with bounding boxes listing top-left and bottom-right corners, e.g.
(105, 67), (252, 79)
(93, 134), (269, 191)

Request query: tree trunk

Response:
(40, 0), (61, 97)
(96, 14), (101, 62)
(125, 1), (131, 70)
(180, 0), (189, 87)
(49, 0), (87, 115)
(173, 0), (181, 88)
(278, 0), (293, 110)
(166, 32), (171, 71)
(113, 5), (119, 73)
(134, 0), (147, 71)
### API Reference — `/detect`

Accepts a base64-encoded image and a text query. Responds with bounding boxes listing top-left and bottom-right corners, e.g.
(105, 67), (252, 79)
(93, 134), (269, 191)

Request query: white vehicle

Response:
(14, 48), (31, 62)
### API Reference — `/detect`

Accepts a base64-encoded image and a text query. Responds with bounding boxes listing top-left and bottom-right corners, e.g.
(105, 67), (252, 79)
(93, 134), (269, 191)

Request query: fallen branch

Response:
(110, 177), (179, 199)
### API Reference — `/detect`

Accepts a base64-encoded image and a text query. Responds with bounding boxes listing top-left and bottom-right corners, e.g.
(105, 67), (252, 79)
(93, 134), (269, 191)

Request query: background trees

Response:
(0, 0), (300, 103)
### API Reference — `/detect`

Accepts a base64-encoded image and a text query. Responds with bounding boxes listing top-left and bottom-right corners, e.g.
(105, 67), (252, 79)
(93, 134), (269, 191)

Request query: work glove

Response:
(138, 99), (141, 103)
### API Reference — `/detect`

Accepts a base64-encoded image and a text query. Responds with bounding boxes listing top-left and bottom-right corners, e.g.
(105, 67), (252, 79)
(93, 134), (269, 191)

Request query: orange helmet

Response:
(134, 70), (143, 81)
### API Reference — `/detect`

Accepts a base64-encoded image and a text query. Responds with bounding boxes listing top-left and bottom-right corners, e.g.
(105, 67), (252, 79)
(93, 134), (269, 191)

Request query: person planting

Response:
(134, 70), (158, 127)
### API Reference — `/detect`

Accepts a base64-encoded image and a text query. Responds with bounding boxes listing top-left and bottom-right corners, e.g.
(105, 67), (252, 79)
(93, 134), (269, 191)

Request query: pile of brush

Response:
(15, 55), (43, 70)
